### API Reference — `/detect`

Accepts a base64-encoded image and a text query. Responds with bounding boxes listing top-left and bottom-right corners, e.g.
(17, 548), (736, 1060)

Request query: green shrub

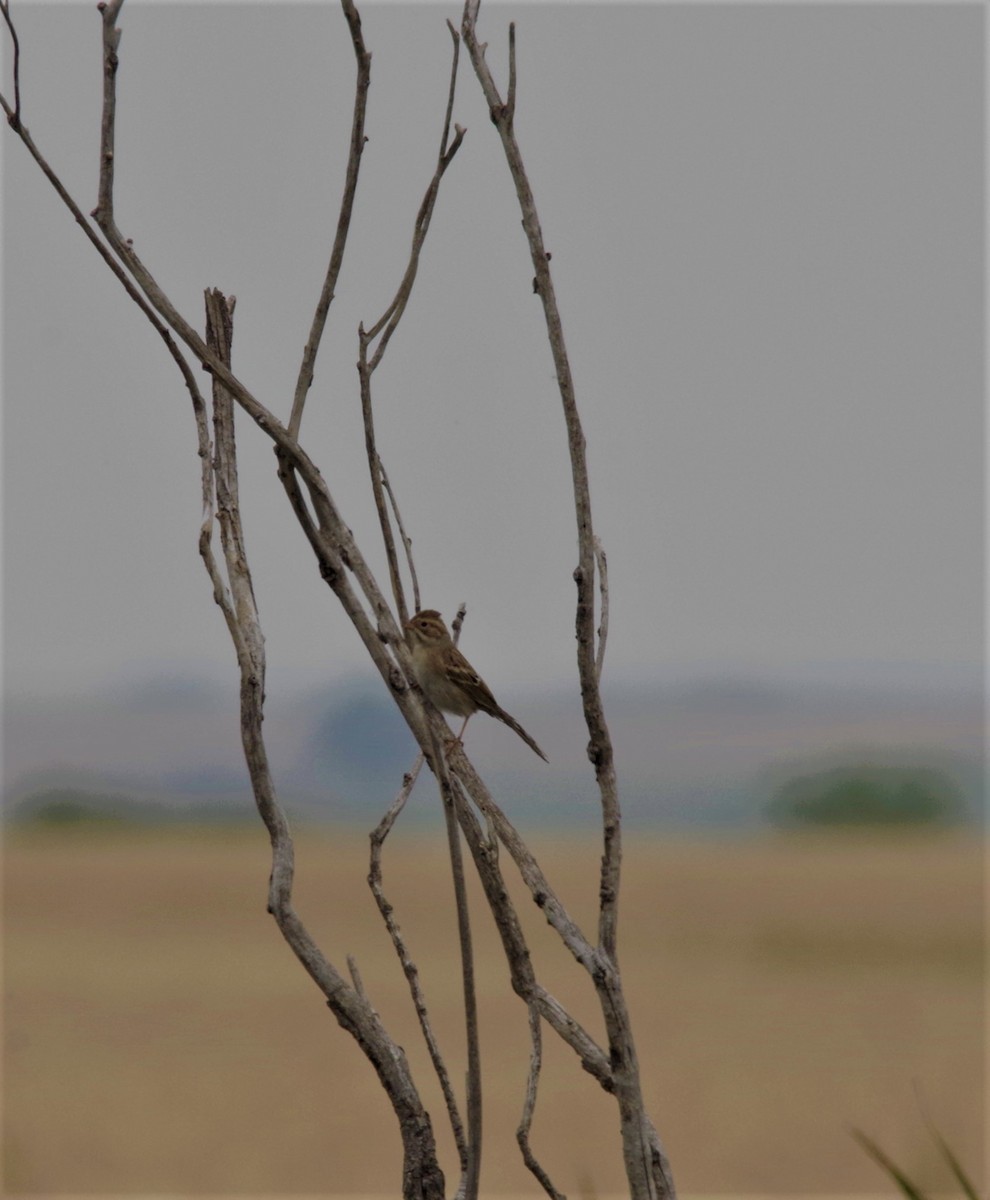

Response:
(768, 764), (965, 828)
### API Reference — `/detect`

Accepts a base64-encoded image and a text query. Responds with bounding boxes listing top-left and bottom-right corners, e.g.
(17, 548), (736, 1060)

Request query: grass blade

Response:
(917, 1108), (982, 1200)
(850, 1127), (930, 1200)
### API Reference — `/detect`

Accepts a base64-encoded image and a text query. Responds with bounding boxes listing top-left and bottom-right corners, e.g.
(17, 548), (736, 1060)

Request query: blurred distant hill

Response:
(3, 672), (983, 830)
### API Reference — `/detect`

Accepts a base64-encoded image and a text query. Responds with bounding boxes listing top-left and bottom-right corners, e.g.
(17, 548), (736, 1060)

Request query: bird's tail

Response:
(494, 706), (548, 763)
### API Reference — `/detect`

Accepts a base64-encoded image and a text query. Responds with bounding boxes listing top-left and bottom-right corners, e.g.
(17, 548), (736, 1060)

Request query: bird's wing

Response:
(443, 644), (500, 713)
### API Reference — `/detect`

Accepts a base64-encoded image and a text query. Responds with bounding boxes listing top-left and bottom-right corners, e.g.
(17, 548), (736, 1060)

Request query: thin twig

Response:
(287, 0), (371, 439)
(441, 20), (460, 155)
(506, 22), (516, 124)
(358, 339), (409, 622)
(207, 290), (263, 663)
(369, 757), (469, 1175)
(87, 0), (418, 686)
(517, 1004), (565, 1200)
(0, 90), (208, 436)
(426, 728), (483, 1200)
(356, 21), (466, 625)
(0, 0), (21, 128)
(195, 302), (241, 656)
(346, 955), (368, 1002)
(451, 602), (467, 642)
(380, 459), (421, 616)
(362, 21), (465, 359)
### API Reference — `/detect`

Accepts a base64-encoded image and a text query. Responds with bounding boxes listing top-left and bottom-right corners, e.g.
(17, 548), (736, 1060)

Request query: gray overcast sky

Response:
(2, 2), (983, 703)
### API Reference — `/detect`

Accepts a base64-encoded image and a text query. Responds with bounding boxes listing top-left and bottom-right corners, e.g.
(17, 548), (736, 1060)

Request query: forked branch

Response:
(358, 19), (465, 624)
(204, 288), (446, 1198)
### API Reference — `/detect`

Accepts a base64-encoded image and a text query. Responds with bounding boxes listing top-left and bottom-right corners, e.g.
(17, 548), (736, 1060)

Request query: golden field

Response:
(2, 822), (984, 1196)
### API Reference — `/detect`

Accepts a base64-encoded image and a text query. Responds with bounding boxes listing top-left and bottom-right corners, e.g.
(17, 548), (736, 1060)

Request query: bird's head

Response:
(404, 609), (449, 649)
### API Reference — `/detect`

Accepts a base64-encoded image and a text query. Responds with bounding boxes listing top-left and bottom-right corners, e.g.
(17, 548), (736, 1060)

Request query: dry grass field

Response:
(2, 822), (984, 1196)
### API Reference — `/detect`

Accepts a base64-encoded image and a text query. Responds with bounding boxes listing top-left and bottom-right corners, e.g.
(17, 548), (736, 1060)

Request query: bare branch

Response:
(460, 8), (675, 1196)
(356, 22), (465, 623)
(451, 602), (468, 643)
(96, 0), (123, 225)
(431, 732), (483, 1200)
(346, 954), (368, 1001)
(0, 0), (22, 128)
(380, 459), (422, 616)
(205, 289), (446, 1198)
(196, 309), (242, 660)
(517, 1004), (565, 1200)
(288, 0), (371, 440)
(506, 22), (516, 124)
(446, 773), (612, 1088)
(418, 604), (615, 1087)
(207, 290), (264, 675)
(362, 25), (466, 359)
(0, 85), (210, 443)
(441, 20), (461, 155)
(449, 747), (597, 969)
(273, 447), (413, 710)
(369, 757), (469, 1175)
(459, 5), (620, 961)
(85, 0), (419, 686)
(358, 338), (409, 621)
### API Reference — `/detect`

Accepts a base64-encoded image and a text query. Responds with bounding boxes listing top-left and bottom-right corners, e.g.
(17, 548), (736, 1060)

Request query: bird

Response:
(403, 608), (548, 762)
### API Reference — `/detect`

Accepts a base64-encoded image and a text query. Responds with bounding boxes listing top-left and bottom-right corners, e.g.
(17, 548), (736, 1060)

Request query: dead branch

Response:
(459, 4), (619, 961)
(357, 21), (466, 625)
(0, 34), (205, 433)
(518, 1003), (565, 1200)
(359, 373), (407, 622)
(341, 30), (483, 1189)
(433, 733), (483, 1200)
(369, 757), (470, 1175)
(0, 0), (21, 128)
(89, 0), (422, 707)
(288, 0), (370, 440)
(381, 459), (422, 616)
(362, 22), (465, 363)
(460, 6), (675, 1196)
(446, 759), (612, 1088)
(204, 288), (446, 1198)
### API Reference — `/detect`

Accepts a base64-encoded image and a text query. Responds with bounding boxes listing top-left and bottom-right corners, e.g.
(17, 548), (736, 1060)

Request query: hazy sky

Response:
(2, 2), (983, 704)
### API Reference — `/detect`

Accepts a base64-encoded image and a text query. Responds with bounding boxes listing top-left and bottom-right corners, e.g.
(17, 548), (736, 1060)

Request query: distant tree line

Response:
(8, 788), (248, 827)
(767, 763), (967, 828)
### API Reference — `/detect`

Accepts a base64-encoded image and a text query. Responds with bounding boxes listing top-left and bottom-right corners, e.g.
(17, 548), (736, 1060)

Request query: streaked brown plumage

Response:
(404, 609), (548, 762)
